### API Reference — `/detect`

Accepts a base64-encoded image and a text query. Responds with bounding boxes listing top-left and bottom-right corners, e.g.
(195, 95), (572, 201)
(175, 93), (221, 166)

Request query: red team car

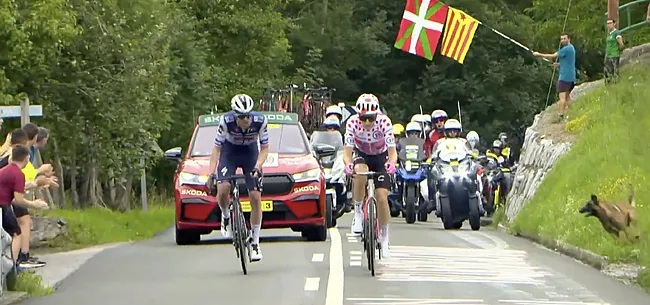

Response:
(164, 112), (335, 245)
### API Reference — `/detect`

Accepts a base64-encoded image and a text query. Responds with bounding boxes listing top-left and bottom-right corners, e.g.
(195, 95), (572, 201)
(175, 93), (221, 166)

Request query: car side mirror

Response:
(163, 147), (182, 162)
(313, 143), (336, 158)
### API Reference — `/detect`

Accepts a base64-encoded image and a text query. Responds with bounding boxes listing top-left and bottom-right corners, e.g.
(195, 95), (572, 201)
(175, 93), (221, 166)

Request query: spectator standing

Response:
(533, 33), (577, 122)
(0, 145), (48, 268)
(604, 19), (624, 84)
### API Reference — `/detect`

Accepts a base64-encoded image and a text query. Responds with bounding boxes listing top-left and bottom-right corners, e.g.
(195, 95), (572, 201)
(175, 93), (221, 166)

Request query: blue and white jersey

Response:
(214, 111), (269, 147)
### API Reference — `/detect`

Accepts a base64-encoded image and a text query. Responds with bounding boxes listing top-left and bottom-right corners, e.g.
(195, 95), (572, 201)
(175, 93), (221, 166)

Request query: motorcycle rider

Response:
(497, 132), (513, 164)
(486, 139), (512, 200)
(431, 119), (472, 158)
(323, 116), (341, 132)
(405, 122), (422, 138)
(425, 110), (448, 158)
(466, 131), (480, 158)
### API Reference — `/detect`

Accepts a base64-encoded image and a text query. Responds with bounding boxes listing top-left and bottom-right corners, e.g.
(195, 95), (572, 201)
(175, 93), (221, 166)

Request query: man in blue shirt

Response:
(533, 33), (576, 122)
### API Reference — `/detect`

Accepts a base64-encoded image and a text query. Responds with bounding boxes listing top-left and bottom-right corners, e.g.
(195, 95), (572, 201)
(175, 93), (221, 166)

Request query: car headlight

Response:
(179, 172), (209, 185)
(293, 168), (321, 183)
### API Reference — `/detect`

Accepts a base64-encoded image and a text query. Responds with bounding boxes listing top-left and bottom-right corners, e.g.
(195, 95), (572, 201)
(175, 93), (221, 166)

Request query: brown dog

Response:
(578, 185), (640, 242)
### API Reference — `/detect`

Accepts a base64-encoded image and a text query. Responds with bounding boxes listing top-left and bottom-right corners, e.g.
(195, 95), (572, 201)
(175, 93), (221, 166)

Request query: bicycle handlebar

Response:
(352, 171), (383, 178)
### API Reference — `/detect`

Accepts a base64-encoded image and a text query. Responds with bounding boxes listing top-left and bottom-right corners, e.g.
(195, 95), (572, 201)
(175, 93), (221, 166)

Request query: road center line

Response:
(312, 253), (324, 262)
(304, 277), (320, 291)
(325, 227), (344, 305)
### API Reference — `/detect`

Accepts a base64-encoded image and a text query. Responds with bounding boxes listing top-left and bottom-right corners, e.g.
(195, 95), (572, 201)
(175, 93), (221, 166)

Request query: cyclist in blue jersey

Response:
(208, 94), (269, 261)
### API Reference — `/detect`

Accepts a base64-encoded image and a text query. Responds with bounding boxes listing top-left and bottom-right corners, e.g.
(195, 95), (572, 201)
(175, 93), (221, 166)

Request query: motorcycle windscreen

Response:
(398, 137), (426, 162)
(311, 131), (343, 166)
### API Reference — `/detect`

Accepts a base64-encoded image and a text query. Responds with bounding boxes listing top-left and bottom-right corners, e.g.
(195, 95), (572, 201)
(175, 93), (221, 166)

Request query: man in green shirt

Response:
(605, 19), (624, 84)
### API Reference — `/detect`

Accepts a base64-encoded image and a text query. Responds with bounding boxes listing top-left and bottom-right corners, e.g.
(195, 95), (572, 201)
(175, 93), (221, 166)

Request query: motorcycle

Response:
(484, 154), (516, 216)
(311, 131), (349, 228)
(431, 140), (484, 230)
(390, 137), (430, 224)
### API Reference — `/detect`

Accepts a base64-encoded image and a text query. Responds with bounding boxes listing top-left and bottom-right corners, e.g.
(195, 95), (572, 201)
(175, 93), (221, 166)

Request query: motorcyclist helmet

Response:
(492, 139), (503, 149)
(323, 117), (341, 131)
(231, 94), (255, 114)
(355, 94), (380, 118)
(410, 114), (425, 123)
(393, 123), (405, 136)
(466, 131), (479, 149)
(405, 122), (422, 138)
(443, 119), (462, 138)
(325, 105), (343, 120)
(431, 109), (448, 130)
(498, 132), (508, 144)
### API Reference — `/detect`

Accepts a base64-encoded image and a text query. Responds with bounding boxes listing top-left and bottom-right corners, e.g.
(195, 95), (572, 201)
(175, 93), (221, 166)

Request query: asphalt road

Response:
(19, 214), (650, 305)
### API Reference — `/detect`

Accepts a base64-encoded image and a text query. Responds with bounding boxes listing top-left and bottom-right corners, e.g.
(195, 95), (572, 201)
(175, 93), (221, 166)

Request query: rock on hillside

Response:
(504, 43), (650, 222)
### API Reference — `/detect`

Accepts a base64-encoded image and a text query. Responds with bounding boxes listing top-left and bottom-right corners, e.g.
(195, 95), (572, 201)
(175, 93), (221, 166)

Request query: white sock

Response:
(380, 224), (389, 240)
(354, 201), (363, 214)
(252, 225), (261, 245)
(221, 206), (230, 219)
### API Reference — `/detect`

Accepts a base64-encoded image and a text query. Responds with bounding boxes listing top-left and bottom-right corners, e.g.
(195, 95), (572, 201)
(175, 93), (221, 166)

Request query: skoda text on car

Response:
(164, 112), (331, 245)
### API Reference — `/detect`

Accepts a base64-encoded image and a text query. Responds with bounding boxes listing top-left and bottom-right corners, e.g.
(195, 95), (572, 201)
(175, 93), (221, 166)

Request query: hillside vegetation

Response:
(511, 65), (650, 289)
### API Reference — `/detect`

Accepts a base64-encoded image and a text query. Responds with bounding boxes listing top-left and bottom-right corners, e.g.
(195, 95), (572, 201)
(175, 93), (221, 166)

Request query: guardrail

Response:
(603, 0), (650, 33)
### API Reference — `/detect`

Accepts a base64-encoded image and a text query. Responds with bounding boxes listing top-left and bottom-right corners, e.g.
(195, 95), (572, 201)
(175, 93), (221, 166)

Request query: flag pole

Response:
(457, 101), (462, 133)
(479, 22), (552, 63)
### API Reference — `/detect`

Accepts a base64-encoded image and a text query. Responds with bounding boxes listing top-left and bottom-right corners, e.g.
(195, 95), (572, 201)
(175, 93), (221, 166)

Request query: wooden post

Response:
(607, 0), (619, 24)
(20, 97), (30, 126)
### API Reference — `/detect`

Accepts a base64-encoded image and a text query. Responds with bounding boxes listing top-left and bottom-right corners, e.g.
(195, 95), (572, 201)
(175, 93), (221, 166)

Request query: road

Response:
(20, 214), (650, 305)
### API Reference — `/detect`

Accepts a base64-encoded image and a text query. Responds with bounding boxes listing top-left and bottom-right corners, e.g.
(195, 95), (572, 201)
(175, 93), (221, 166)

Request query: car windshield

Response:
(310, 131), (343, 150)
(190, 124), (309, 156)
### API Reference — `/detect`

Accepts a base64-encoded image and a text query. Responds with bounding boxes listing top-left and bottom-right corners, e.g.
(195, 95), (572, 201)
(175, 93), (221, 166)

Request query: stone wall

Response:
(504, 115), (571, 221)
(504, 42), (650, 222)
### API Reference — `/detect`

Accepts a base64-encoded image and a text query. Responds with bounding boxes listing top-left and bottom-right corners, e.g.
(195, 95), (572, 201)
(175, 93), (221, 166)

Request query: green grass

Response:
(43, 203), (174, 249)
(511, 66), (650, 289)
(12, 271), (54, 296)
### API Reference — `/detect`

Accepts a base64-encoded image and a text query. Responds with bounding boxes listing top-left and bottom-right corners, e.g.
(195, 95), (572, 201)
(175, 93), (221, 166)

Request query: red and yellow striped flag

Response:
(441, 8), (479, 64)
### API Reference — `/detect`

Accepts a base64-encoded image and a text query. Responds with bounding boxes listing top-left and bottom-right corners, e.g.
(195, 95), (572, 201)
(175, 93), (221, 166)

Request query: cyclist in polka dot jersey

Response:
(343, 93), (397, 258)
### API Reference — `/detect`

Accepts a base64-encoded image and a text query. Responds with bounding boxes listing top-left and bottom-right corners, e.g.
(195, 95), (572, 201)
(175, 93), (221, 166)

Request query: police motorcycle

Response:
(311, 119), (349, 227)
(392, 136), (430, 223)
(431, 139), (484, 230)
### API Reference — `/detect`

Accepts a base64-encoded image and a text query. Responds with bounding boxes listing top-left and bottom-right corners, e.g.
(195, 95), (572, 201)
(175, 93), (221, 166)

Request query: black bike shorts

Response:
(352, 148), (390, 189)
(217, 142), (261, 191)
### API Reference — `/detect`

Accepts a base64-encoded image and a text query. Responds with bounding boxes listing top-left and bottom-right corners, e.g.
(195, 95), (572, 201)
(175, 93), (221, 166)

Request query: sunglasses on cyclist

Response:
(359, 114), (377, 122)
(236, 114), (250, 120)
(434, 118), (446, 123)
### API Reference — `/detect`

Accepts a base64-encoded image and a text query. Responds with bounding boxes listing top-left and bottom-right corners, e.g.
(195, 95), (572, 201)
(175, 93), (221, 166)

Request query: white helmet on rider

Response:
(355, 94), (380, 115)
(405, 122), (422, 133)
(431, 109), (448, 130)
(325, 105), (343, 119)
(443, 119), (462, 137)
(466, 131), (479, 148)
(231, 94), (255, 114)
(492, 139), (503, 149)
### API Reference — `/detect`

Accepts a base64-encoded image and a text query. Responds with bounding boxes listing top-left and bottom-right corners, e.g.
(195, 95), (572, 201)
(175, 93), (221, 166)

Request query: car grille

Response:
(237, 173), (294, 196)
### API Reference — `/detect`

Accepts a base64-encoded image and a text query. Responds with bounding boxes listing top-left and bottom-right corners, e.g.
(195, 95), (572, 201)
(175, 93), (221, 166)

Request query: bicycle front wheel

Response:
(232, 198), (249, 275)
(367, 197), (377, 276)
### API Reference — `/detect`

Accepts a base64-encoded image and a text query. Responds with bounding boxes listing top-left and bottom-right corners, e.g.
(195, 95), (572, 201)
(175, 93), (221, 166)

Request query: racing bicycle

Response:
(211, 174), (259, 275)
(354, 171), (382, 276)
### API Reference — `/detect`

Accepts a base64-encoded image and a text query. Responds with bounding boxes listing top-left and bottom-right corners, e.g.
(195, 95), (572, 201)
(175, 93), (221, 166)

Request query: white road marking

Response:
(346, 233), (359, 237)
(304, 277), (320, 291)
(350, 255), (362, 261)
(376, 245), (550, 284)
(347, 237), (358, 243)
(311, 253), (324, 262)
(325, 227), (343, 305)
(346, 298), (609, 305)
(350, 250), (362, 255)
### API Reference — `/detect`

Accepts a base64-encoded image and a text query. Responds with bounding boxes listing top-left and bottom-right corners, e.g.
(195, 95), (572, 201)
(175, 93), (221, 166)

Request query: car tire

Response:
(175, 224), (200, 245)
(326, 194), (336, 228)
(303, 225), (327, 242)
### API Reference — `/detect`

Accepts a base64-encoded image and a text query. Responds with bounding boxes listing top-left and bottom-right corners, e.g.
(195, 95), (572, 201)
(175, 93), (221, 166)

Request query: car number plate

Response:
(241, 200), (273, 212)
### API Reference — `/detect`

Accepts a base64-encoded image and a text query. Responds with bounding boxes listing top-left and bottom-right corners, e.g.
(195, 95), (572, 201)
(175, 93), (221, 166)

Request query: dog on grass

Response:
(578, 185), (640, 242)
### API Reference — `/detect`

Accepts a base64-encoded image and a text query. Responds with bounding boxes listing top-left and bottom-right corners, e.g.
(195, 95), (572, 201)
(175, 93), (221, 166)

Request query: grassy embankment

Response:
(511, 66), (650, 290)
(14, 197), (174, 295)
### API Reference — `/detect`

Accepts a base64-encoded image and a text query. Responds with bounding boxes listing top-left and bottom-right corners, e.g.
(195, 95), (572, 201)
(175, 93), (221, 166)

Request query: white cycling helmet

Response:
(405, 122), (422, 133)
(323, 117), (341, 129)
(326, 105), (343, 118)
(444, 119), (462, 134)
(355, 93), (380, 115)
(231, 94), (255, 114)
(466, 131), (479, 148)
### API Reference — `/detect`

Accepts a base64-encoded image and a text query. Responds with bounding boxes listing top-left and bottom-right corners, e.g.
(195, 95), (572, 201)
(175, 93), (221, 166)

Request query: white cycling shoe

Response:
(251, 244), (263, 262)
(380, 239), (391, 258)
(351, 212), (364, 234)
(220, 216), (233, 238)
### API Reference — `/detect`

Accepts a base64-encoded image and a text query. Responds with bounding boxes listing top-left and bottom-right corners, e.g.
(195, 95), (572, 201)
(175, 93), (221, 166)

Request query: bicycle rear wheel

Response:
(232, 198), (249, 275)
(367, 197), (377, 276)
